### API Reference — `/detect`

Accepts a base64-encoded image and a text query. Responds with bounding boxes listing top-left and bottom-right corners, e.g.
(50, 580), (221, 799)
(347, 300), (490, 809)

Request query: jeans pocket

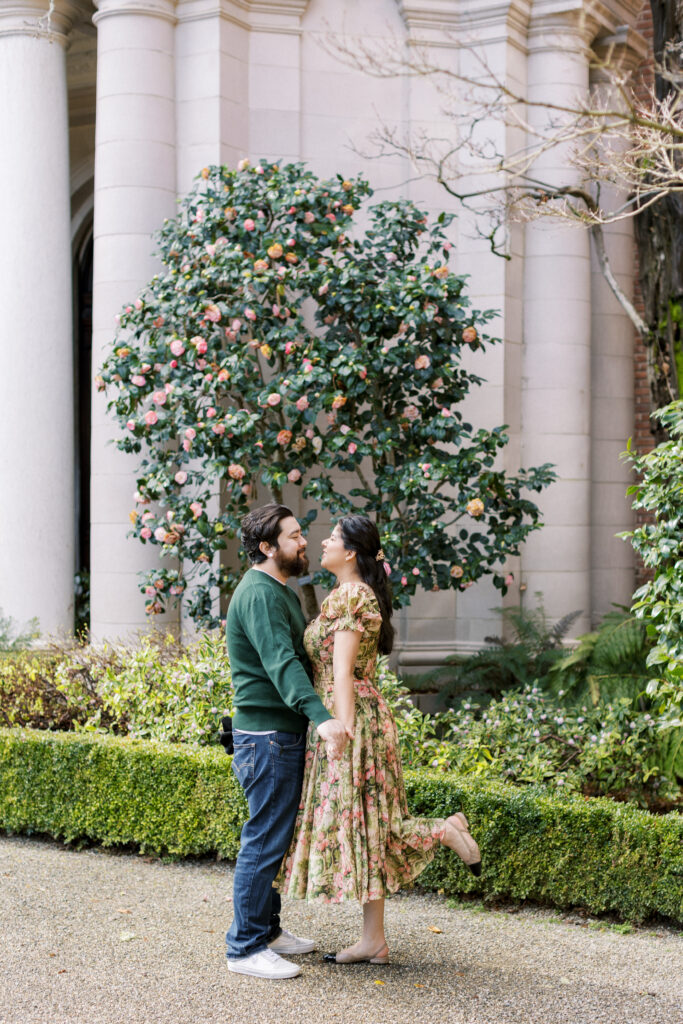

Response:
(231, 741), (255, 784)
(270, 731), (305, 752)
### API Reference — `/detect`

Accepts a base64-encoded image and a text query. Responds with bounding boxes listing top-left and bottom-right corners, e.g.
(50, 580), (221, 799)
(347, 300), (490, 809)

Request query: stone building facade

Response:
(0, 0), (648, 669)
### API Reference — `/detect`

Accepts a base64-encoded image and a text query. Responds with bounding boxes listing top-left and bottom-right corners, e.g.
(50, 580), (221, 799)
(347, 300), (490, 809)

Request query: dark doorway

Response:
(75, 231), (93, 633)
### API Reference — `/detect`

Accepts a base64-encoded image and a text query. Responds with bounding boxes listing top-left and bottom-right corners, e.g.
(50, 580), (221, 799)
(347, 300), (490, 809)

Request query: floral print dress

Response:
(278, 581), (446, 904)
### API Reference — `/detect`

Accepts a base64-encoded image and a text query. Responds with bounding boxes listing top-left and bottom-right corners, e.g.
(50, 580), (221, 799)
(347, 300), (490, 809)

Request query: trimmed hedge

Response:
(1, 728), (682, 923)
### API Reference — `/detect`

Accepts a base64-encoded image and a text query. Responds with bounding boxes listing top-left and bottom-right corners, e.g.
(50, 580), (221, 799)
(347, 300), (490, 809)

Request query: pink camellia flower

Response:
(190, 501), (203, 518)
(144, 410), (158, 426)
(286, 237), (296, 247)
(267, 393), (281, 406)
(404, 404), (419, 421)
(244, 307), (257, 321)
(304, 211), (315, 224)
(241, 483), (252, 496)
(204, 304), (221, 322)
(175, 471), (188, 485)
(182, 439), (192, 452)
(433, 265), (449, 280)
(169, 584), (184, 596)
(318, 282), (329, 296)
(412, 567), (420, 576)
(340, 424), (350, 435)
(141, 363), (152, 372)
(196, 358), (207, 369)
(142, 511), (154, 522)
(277, 429), (293, 446)
(505, 573), (515, 585)
(212, 422), (225, 436)
(134, 298), (143, 310)
(131, 374), (146, 387)
(348, 442), (357, 455)
(154, 526), (167, 542)
(305, 428), (315, 440)
(401, 576), (408, 586)
(140, 527), (152, 540)
(206, 407), (216, 418)
(285, 342), (296, 356)
(383, 561), (391, 576)
(170, 360), (178, 369)
(332, 395), (346, 410)
(441, 407), (452, 417)
(359, 367), (367, 380)
(288, 468), (302, 483)
(255, 165), (264, 175)
(466, 497), (485, 518)
(185, 427), (196, 440)
(152, 390), (167, 405)
(145, 585), (156, 596)
(254, 259), (269, 274)
(237, 158), (249, 171)
(228, 463), (246, 480)
(244, 218), (256, 231)
(414, 354), (430, 370)
(126, 419), (135, 431)
(205, 244), (216, 258)
(326, 213), (337, 223)
(296, 396), (309, 412)
(462, 326), (478, 345)
(196, 339), (208, 355)
(450, 565), (464, 579)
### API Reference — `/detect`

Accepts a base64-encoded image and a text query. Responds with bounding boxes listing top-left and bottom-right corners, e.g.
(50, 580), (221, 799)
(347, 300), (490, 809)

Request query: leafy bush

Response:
(622, 400), (683, 722)
(548, 609), (652, 707)
(98, 160), (554, 625)
(1, 728), (681, 923)
(0, 650), (76, 731)
(377, 664), (681, 809)
(52, 631), (232, 745)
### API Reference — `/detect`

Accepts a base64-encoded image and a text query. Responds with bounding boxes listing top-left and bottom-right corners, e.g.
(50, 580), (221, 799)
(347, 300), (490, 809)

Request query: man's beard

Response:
(273, 549), (309, 577)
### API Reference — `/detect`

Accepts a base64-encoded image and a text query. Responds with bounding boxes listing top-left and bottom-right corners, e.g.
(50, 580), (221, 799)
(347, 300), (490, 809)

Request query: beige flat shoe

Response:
(323, 943), (390, 965)
(443, 814), (482, 876)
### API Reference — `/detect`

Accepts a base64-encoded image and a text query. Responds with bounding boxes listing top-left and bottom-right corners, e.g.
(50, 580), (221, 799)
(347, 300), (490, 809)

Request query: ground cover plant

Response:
(98, 160), (554, 624)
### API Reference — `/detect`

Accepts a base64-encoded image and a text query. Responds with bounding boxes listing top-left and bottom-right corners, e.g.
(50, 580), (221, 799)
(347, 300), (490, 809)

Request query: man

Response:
(225, 503), (350, 980)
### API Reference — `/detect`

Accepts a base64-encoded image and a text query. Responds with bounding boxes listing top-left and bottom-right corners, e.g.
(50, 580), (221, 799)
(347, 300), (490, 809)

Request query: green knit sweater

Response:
(226, 569), (332, 733)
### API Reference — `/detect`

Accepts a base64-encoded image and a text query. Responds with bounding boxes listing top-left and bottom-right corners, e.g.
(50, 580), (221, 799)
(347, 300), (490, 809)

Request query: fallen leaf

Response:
(373, 980), (386, 986)
(48, 953), (56, 958)
(427, 926), (443, 934)
(117, 908), (132, 914)
(414, 983), (425, 988)
(119, 932), (137, 942)
(57, 970), (67, 975)
(559, 977), (571, 985)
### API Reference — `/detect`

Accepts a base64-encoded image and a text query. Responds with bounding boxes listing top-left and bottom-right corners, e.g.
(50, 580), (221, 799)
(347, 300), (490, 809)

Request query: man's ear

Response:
(259, 540), (273, 559)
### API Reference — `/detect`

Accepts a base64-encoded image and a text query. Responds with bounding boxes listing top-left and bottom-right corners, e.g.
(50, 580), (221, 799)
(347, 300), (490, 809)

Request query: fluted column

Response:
(0, 0), (77, 635)
(520, 9), (596, 633)
(90, 0), (178, 639)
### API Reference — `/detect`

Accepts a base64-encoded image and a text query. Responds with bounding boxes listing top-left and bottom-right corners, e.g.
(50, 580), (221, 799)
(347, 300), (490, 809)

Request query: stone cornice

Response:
(398, 1), (532, 30)
(0, 0), (85, 41)
(174, 0), (308, 31)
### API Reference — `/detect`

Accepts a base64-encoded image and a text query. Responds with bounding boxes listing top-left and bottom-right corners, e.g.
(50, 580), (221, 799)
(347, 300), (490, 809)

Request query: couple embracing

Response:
(225, 503), (481, 980)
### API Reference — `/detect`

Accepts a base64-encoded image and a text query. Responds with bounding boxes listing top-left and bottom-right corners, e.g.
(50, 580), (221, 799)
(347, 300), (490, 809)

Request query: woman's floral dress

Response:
(278, 581), (446, 904)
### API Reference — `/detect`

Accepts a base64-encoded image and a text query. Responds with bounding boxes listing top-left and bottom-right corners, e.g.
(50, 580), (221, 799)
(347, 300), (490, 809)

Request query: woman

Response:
(278, 515), (481, 965)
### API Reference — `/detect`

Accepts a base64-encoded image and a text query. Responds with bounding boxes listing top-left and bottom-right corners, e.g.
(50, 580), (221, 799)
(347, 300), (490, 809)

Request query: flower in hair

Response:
(375, 548), (385, 562)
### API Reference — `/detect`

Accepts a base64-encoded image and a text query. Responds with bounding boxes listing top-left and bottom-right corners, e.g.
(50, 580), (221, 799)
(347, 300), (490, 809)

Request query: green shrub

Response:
(0, 650), (77, 730)
(1, 728), (681, 924)
(0, 728), (244, 859)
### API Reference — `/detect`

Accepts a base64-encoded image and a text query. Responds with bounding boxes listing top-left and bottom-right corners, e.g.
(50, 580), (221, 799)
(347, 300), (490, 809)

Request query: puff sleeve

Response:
(322, 583), (382, 634)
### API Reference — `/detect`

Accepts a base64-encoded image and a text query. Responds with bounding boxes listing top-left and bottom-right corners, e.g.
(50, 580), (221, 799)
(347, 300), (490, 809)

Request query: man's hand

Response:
(317, 718), (352, 759)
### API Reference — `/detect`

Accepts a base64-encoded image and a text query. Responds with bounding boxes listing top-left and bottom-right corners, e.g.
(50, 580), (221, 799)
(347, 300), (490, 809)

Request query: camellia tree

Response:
(99, 160), (555, 626)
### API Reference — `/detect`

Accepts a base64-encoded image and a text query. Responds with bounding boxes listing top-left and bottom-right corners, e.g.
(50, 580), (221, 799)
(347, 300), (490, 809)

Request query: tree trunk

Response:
(634, 1), (683, 441)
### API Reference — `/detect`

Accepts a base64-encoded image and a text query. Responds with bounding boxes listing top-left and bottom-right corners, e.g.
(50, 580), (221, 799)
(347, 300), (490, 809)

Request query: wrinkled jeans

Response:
(225, 730), (306, 960)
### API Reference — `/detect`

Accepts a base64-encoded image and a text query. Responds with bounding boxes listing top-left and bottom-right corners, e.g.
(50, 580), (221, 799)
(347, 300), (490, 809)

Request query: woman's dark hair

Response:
(338, 515), (395, 655)
(240, 503), (294, 564)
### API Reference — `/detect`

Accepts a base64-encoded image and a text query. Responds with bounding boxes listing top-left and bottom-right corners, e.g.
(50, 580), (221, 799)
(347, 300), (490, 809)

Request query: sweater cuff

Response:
(308, 704), (333, 728)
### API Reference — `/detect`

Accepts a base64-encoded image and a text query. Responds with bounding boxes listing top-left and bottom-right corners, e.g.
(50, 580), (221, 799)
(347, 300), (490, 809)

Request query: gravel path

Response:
(0, 835), (681, 1024)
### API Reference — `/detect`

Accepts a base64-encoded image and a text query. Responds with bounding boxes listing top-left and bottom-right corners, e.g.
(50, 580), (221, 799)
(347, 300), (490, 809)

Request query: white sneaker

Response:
(268, 929), (316, 955)
(228, 947), (301, 979)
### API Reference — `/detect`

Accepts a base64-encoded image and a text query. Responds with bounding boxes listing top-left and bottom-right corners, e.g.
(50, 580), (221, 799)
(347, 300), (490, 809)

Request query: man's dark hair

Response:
(240, 503), (294, 564)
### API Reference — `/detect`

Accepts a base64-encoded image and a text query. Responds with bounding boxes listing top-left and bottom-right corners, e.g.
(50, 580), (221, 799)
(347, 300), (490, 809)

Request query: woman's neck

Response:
(335, 565), (363, 586)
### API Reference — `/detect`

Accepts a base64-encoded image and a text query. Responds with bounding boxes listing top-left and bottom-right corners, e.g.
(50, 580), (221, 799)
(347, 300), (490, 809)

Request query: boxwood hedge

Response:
(1, 727), (681, 924)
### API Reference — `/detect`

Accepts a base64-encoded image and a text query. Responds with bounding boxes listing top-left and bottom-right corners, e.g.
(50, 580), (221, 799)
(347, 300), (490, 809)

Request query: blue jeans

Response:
(225, 730), (306, 960)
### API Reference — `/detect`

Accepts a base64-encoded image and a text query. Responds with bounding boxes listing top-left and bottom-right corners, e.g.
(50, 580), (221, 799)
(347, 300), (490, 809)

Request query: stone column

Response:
(520, 9), (596, 633)
(0, 0), (77, 635)
(90, 0), (178, 639)
(589, 28), (646, 617)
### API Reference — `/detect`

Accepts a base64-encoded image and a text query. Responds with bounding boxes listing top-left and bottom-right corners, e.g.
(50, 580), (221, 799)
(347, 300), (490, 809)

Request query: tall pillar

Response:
(0, 0), (77, 635)
(589, 27), (646, 617)
(520, 9), (596, 633)
(90, 0), (178, 639)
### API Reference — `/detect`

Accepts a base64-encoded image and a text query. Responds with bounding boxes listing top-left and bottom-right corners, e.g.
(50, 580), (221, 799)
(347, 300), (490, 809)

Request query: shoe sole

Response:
(228, 963), (300, 979)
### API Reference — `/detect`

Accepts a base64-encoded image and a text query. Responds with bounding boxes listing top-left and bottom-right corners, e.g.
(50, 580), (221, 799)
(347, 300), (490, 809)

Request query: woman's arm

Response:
(332, 629), (361, 737)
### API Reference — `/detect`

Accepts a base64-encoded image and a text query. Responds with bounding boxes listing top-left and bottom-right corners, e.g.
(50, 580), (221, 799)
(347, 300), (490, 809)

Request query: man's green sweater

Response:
(226, 568), (332, 733)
